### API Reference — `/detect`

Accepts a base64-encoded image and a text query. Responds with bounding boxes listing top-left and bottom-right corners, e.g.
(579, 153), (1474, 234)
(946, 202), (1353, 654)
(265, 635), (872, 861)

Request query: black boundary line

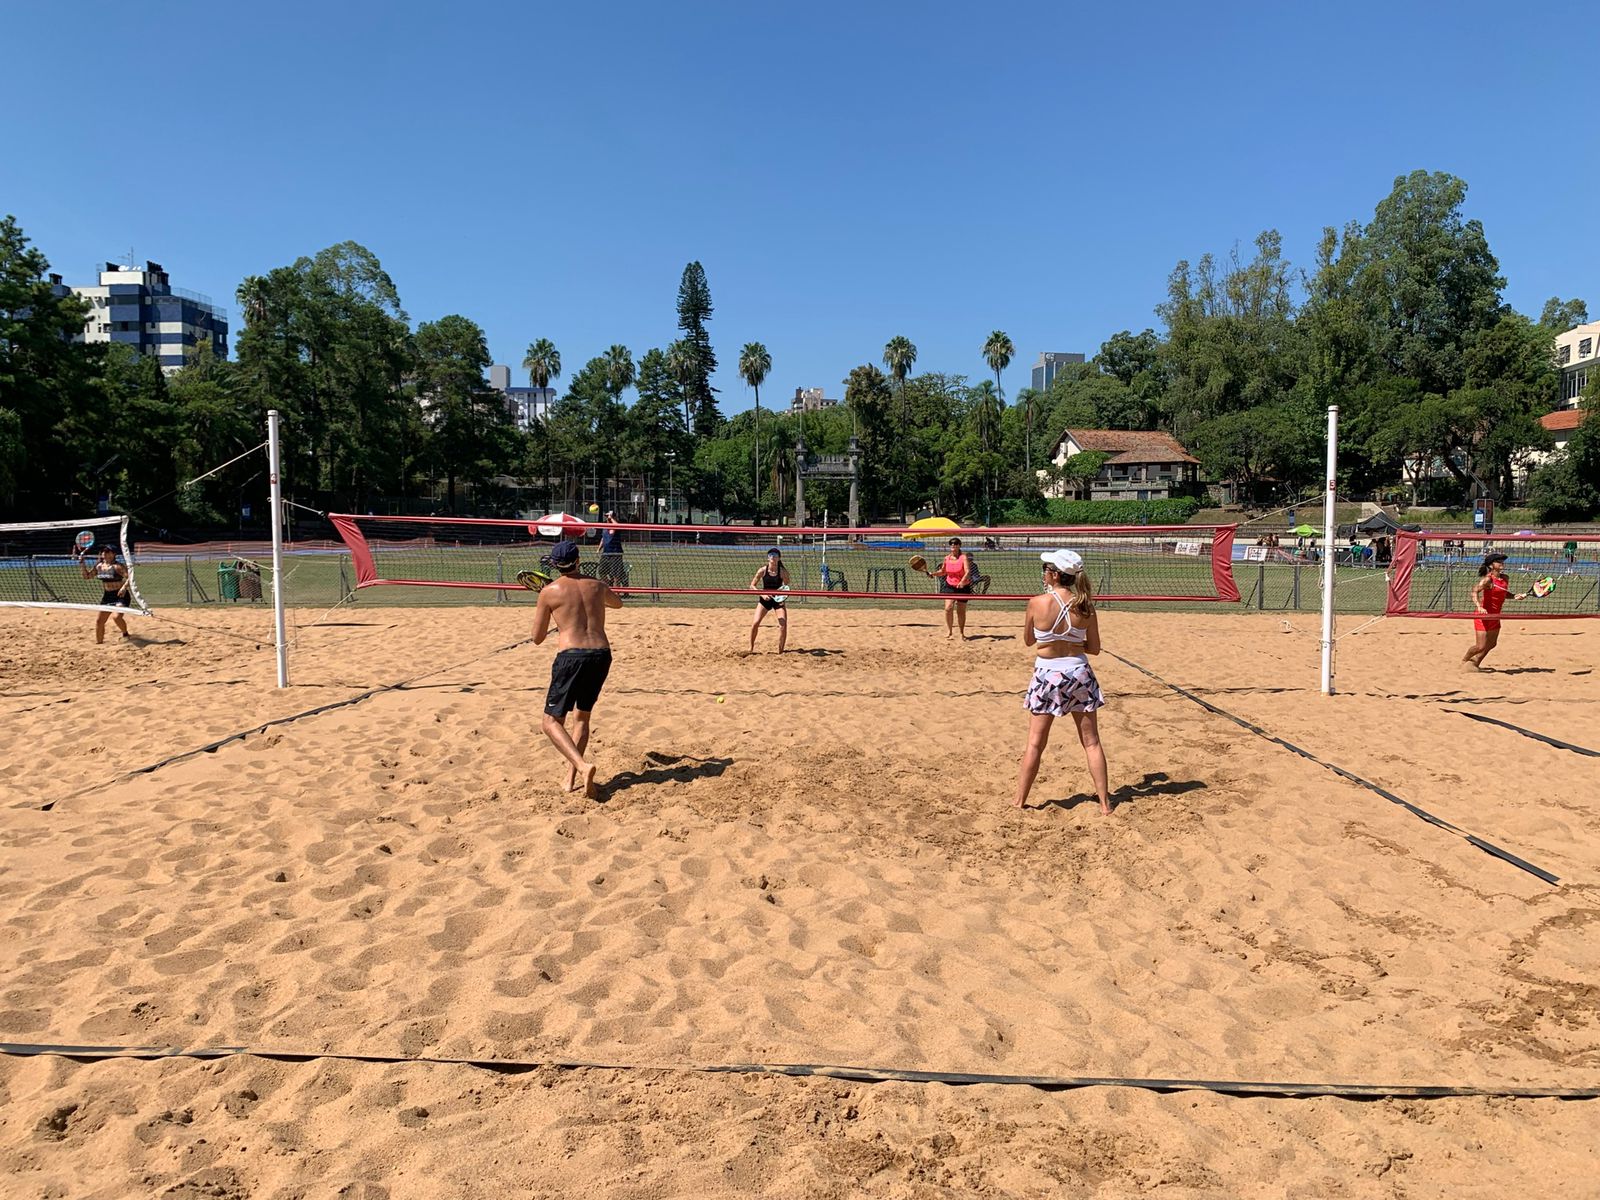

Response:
(0, 1042), (1593, 1101)
(1446, 709), (1600, 759)
(1106, 653), (1561, 886)
(38, 637), (536, 812)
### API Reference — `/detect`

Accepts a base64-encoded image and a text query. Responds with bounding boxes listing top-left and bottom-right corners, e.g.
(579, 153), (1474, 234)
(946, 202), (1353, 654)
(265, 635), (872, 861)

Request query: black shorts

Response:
(939, 581), (972, 596)
(101, 591), (129, 608)
(758, 597), (787, 612)
(545, 648), (612, 717)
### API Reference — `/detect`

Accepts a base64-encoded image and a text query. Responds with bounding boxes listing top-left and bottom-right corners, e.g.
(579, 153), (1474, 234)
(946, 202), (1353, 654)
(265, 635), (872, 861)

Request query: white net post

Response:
(268, 410), (289, 688)
(1320, 405), (1339, 696)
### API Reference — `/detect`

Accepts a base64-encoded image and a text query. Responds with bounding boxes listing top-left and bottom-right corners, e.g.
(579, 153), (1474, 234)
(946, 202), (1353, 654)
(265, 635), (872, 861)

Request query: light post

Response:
(665, 451), (676, 524)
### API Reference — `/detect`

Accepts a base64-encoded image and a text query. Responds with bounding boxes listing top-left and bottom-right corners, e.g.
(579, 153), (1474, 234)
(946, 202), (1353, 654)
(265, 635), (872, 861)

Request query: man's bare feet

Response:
(1099, 800), (1113, 816)
(581, 763), (598, 800)
(565, 764), (580, 792)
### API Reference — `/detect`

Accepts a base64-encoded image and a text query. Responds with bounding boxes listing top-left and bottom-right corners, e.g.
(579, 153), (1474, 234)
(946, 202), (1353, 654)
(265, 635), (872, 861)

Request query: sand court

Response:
(2, 605), (1598, 1197)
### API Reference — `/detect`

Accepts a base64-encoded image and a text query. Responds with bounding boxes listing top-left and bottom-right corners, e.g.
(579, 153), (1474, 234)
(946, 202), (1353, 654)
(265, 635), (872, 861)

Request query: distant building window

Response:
(1558, 345), (1571, 364)
(1581, 338), (1594, 359)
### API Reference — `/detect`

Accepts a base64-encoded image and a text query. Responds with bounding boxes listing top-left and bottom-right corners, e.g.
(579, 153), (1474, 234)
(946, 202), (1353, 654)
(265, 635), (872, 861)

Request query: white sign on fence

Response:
(1175, 540), (1203, 557)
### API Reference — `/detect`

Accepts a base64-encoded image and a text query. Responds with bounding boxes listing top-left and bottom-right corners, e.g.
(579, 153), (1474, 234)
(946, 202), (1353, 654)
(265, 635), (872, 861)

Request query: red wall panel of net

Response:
(328, 515), (1240, 604)
(1384, 531), (1600, 619)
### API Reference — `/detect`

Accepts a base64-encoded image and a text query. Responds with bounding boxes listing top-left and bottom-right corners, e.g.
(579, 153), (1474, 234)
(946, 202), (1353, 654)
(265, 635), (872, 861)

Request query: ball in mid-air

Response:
(587, 504), (600, 515)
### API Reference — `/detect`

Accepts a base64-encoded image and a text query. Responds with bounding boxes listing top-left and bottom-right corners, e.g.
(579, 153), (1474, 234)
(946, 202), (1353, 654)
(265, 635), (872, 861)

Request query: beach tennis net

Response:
(328, 515), (1240, 603)
(1385, 531), (1600, 618)
(0, 515), (150, 614)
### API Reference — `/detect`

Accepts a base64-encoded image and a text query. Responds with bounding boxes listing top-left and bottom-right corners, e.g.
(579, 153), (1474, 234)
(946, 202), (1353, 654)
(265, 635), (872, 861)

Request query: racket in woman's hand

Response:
(908, 554), (928, 573)
(1529, 576), (1556, 598)
(72, 530), (95, 559)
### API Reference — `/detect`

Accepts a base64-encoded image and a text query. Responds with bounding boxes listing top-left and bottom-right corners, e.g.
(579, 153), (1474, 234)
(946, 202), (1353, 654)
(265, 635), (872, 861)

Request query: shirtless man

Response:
(532, 539), (622, 799)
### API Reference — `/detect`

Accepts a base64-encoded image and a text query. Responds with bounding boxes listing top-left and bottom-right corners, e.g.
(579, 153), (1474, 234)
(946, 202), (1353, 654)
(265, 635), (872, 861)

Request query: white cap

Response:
(1040, 549), (1084, 575)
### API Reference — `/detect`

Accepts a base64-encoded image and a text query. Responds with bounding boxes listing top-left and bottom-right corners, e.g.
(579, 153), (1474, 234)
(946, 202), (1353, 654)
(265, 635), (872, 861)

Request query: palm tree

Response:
(883, 336), (918, 517)
(603, 344), (635, 396)
(982, 328), (1016, 468)
(523, 339), (561, 507)
(883, 335), (917, 391)
(973, 379), (1004, 523)
(666, 339), (695, 432)
(237, 275), (269, 327)
(739, 341), (772, 516)
(523, 338), (561, 392)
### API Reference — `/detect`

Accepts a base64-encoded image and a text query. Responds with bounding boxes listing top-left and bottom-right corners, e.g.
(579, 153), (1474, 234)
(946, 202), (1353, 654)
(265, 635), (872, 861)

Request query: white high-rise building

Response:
(70, 261), (228, 374)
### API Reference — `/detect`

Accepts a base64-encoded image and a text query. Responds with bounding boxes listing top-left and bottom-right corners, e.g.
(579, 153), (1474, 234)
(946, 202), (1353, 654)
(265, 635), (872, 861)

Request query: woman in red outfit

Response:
(1463, 553), (1529, 670)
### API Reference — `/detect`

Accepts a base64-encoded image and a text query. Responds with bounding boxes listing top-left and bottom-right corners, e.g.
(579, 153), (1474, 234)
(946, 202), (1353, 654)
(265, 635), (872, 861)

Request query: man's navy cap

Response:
(550, 540), (580, 567)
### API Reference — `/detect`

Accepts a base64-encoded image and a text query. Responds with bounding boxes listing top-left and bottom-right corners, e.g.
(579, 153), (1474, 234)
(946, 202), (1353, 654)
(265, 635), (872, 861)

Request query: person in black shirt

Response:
(746, 547), (790, 654)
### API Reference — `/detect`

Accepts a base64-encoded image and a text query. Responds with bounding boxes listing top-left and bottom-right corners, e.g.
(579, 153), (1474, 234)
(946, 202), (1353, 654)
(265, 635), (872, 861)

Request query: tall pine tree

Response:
(676, 262), (721, 436)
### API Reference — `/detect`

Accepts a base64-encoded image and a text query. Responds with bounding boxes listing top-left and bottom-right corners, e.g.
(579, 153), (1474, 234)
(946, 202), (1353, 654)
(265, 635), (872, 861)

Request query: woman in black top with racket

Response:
(80, 544), (131, 643)
(747, 547), (790, 654)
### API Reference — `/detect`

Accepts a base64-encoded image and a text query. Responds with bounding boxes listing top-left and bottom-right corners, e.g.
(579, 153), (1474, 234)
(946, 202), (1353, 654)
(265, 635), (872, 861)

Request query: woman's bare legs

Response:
(1073, 710), (1111, 814)
(1463, 627), (1500, 669)
(1014, 713), (1054, 807)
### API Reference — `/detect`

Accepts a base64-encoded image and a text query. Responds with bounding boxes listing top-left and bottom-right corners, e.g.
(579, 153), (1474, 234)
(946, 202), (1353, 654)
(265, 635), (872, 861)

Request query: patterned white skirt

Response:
(1023, 655), (1105, 716)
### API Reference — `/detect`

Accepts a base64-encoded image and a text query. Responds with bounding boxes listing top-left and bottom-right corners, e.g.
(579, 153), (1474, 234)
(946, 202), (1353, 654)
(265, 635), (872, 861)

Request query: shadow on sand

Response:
(603, 752), (734, 798)
(1027, 770), (1206, 815)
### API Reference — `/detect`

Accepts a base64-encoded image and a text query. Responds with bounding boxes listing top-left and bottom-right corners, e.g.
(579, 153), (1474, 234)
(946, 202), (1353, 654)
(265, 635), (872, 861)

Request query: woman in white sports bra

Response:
(1014, 548), (1110, 814)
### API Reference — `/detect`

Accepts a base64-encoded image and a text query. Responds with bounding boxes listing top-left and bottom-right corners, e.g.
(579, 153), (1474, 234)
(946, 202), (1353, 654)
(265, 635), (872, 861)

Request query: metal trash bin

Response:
(217, 562), (239, 601)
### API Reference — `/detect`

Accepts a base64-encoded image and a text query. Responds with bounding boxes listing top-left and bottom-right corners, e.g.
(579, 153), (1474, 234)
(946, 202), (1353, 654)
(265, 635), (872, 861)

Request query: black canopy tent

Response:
(1357, 511), (1422, 535)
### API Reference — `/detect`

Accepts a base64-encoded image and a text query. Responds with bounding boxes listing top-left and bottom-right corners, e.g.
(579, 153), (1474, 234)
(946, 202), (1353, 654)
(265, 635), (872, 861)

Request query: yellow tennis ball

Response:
(716, 695), (726, 703)
(587, 504), (600, 514)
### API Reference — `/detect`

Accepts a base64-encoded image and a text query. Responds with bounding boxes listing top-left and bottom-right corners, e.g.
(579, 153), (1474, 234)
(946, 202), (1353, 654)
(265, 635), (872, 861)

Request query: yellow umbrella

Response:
(901, 516), (961, 539)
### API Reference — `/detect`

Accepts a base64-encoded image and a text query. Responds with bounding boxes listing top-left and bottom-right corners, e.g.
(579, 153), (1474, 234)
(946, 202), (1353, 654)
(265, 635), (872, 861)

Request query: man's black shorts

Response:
(545, 648), (612, 717)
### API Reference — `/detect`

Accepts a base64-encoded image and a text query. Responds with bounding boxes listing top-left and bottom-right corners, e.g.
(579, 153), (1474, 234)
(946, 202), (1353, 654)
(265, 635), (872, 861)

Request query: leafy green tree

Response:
(1096, 329), (1167, 398)
(414, 314), (515, 511)
(1189, 402), (1320, 501)
(843, 363), (893, 518)
(1157, 230), (1304, 438)
(1354, 171), (1505, 398)
(676, 262), (720, 435)
(233, 242), (412, 511)
(164, 343), (257, 525)
(1527, 410), (1599, 521)
(1538, 297), (1589, 333)
(623, 347), (690, 518)
(0, 215), (98, 514)
(738, 341), (771, 514)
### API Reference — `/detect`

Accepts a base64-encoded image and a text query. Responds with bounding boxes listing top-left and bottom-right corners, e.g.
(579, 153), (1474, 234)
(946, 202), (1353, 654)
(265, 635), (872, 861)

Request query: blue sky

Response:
(4, 1), (1593, 412)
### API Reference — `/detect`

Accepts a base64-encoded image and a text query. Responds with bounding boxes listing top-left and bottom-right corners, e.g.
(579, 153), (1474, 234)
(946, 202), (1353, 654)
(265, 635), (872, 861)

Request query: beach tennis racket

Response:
(1529, 576), (1556, 598)
(72, 530), (95, 558)
(762, 585), (790, 605)
(516, 569), (555, 593)
(908, 554), (928, 573)
(516, 569), (560, 631)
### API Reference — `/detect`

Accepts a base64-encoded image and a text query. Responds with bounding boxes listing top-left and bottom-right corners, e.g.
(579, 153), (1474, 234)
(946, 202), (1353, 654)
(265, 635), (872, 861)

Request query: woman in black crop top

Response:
(80, 545), (131, 643)
(746, 548), (790, 654)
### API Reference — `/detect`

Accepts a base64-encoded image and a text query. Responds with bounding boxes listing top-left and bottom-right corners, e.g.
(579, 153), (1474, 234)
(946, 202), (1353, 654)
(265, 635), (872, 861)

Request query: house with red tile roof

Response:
(1044, 428), (1202, 500)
